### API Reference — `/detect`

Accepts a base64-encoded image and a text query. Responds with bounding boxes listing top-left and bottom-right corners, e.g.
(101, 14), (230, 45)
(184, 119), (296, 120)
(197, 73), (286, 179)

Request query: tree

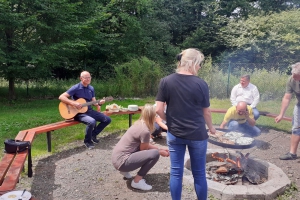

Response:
(218, 9), (300, 65)
(0, 0), (96, 99)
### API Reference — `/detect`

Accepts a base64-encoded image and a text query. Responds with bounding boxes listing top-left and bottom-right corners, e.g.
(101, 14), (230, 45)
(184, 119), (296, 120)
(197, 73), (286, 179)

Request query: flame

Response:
(237, 157), (241, 168)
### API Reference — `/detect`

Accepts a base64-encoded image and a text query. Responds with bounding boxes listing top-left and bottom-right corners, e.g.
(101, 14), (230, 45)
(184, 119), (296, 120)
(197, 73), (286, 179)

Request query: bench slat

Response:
(0, 131), (29, 185)
(0, 154), (15, 186)
(0, 151), (28, 192)
(15, 130), (28, 141)
(30, 120), (80, 134)
(24, 131), (36, 143)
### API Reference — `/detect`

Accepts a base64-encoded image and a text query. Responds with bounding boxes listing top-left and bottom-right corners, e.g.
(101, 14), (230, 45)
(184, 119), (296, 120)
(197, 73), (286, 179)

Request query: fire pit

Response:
(183, 149), (291, 200)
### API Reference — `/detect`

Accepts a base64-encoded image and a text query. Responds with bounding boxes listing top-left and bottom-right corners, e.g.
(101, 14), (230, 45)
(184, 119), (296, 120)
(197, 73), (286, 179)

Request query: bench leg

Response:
(28, 148), (33, 177)
(47, 131), (52, 152)
(129, 114), (132, 127)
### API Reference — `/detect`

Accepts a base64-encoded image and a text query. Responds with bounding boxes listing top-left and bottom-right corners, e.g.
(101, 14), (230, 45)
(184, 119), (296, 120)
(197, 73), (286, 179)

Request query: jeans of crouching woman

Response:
(167, 131), (208, 200)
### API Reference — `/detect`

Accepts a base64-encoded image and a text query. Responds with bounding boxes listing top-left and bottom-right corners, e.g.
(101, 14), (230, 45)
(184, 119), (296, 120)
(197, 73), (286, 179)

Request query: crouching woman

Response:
(112, 104), (169, 191)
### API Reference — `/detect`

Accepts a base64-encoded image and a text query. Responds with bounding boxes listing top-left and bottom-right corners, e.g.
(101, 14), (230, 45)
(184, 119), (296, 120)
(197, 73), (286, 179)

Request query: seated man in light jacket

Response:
(230, 74), (260, 120)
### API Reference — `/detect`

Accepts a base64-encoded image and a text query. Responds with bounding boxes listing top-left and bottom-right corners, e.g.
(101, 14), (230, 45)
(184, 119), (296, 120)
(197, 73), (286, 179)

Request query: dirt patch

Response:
(15, 127), (300, 200)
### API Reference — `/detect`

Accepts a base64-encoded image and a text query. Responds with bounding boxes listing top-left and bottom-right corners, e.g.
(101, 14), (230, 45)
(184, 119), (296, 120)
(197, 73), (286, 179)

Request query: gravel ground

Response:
(16, 132), (197, 200)
(15, 126), (300, 200)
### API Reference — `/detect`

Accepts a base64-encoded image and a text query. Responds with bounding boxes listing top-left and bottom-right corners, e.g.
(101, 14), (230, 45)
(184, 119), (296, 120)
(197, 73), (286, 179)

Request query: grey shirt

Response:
(286, 76), (300, 106)
(112, 120), (150, 170)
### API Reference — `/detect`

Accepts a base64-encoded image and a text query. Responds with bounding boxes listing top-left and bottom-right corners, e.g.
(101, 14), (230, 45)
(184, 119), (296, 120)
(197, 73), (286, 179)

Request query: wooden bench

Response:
(0, 130), (35, 195)
(0, 110), (141, 196)
(210, 108), (292, 122)
(27, 110), (141, 152)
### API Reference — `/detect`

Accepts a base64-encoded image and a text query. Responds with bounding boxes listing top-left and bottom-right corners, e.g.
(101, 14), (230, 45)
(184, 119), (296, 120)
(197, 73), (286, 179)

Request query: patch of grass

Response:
(208, 194), (220, 200)
(0, 97), (293, 160)
(277, 182), (298, 200)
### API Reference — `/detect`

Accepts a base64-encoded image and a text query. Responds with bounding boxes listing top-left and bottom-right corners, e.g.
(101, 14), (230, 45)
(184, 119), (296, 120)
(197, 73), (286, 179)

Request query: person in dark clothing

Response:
(156, 48), (216, 200)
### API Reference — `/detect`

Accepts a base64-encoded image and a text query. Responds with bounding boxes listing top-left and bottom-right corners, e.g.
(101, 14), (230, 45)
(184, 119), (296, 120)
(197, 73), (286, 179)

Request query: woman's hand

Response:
(159, 149), (169, 157)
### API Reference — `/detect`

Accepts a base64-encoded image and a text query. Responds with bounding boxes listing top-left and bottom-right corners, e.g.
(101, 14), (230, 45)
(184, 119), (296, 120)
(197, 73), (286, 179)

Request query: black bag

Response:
(4, 139), (31, 153)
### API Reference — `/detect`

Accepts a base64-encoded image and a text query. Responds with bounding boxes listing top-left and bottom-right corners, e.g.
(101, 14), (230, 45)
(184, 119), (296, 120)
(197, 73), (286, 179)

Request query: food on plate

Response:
(111, 103), (119, 109)
(8, 194), (17, 198)
(208, 130), (253, 146)
(208, 130), (225, 138)
(106, 103), (120, 112)
(224, 131), (244, 141)
(236, 137), (254, 145)
(119, 106), (128, 112)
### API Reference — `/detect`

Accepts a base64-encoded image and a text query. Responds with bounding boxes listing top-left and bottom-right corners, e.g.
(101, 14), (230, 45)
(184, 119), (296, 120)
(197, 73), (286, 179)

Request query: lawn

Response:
(0, 97), (294, 159)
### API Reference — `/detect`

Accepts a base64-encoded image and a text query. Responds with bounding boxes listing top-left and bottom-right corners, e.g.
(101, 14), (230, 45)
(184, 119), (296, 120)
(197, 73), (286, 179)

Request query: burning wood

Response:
(211, 152), (224, 162)
(225, 158), (236, 165)
(207, 151), (268, 185)
(236, 157), (241, 168)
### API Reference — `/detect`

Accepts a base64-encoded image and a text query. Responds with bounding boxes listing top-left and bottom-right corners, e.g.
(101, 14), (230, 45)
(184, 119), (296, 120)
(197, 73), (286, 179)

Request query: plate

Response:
(109, 109), (119, 112)
(0, 191), (31, 200)
(207, 128), (255, 149)
(128, 105), (138, 111)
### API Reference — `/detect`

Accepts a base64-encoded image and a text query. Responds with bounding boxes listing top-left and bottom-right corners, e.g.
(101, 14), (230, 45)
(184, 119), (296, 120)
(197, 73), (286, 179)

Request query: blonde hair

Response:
(291, 62), (300, 75)
(139, 104), (156, 133)
(176, 48), (205, 75)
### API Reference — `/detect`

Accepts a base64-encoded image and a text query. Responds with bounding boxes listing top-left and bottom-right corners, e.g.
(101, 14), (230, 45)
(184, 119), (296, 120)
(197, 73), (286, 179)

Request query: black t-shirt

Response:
(156, 73), (210, 140)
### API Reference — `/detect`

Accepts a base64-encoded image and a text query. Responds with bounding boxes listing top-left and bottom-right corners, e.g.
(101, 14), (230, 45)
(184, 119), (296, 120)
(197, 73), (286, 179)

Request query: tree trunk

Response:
(8, 78), (15, 100)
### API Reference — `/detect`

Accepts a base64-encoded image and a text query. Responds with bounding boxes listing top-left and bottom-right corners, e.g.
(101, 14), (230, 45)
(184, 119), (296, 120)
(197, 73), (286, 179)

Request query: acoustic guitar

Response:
(59, 96), (114, 119)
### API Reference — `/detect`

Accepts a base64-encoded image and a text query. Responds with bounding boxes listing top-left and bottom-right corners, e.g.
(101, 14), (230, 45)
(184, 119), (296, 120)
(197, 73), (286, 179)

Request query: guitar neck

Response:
(81, 99), (102, 107)
(81, 97), (112, 107)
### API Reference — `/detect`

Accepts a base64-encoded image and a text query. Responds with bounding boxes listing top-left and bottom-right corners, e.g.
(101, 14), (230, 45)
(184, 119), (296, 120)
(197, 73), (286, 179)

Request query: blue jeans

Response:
(252, 107), (260, 120)
(75, 109), (111, 143)
(228, 120), (261, 136)
(167, 131), (207, 200)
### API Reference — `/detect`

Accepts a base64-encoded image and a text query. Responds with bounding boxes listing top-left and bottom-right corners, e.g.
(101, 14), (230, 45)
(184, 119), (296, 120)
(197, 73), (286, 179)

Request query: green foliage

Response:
(220, 9), (300, 64)
(0, 0), (100, 99)
(114, 57), (162, 97)
(200, 65), (289, 101)
(1, 0), (299, 101)
(0, 64), (291, 102)
(250, 69), (287, 101)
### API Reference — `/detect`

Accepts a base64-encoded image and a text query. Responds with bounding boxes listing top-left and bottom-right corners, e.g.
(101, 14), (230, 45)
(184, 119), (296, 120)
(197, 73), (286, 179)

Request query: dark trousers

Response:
(75, 109), (111, 143)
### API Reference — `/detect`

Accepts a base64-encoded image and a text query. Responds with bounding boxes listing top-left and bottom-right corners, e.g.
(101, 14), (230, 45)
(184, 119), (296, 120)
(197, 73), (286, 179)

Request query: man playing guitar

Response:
(59, 71), (111, 149)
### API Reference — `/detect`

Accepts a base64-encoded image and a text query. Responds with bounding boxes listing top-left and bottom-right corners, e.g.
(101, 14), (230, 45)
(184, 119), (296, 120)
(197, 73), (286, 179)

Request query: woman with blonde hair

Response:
(156, 48), (216, 200)
(112, 104), (169, 191)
